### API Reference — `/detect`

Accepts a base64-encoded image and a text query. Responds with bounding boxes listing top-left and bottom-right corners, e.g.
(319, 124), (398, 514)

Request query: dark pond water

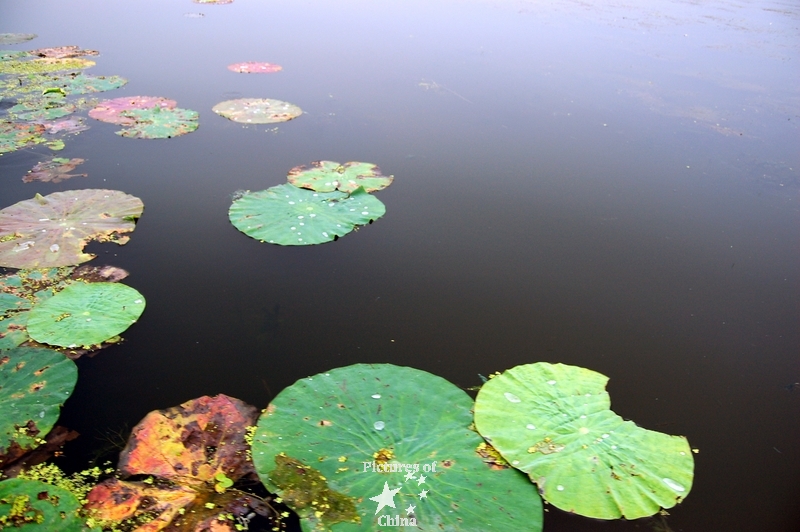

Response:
(2, 0), (799, 530)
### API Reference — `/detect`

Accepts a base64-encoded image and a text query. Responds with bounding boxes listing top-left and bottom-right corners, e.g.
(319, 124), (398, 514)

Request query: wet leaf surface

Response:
(252, 364), (543, 531)
(0, 477), (84, 531)
(288, 161), (394, 193)
(88, 96), (176, 125)
(85, 395), (267, 532)
(0, 346), (78, 469)
(473, 362), (695, 519)
(212, 98), (301, 124)
(26, 282), (145, 348)
(0, 425), (79, 479)
(228, 184), (385, 246)
(22, 157), (87, 183)
(0, 33), (37, 45)
(227, 62), (282, 74)
(0, 189), (144, 269)
(116, 106), (199, 139)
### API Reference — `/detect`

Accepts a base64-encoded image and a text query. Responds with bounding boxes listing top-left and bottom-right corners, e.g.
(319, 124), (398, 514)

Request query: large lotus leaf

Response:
(252, 364), (543, 532)
(0, 58), (94, 75)
(89, 96), (176, 125)
(473, 362), (695, 520)
(229, 184), (385, 246)
(0, 346), (78, 468)
(26, 282), (145, 348)
(0, 478), (84, 531)
(23, 157), (87, 183)
(118, 394), (258, 482)
(116, 107), (198, 139)
(0, 33), (37, 45)
(29, 46), (99, 59)
(288, 161), (394, 193)
(0, 121), (46, 154)
(212, 98), (301, 124)
(0, 189), (143, 269)
(227, 62), (282, 73)
(85, 477), (267, 532)
(0, 266), (129, 354)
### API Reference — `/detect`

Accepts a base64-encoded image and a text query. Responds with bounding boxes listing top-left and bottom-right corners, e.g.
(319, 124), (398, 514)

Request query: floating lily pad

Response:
(42, 117), (89, 135)
(26, 282), (145, 348)
(0, 121), (46, 154)
(0, 189), (144, 269)
(227, 62), (282, 73)
(23, 158), (87, 183)
(0, 478), (84, 531)
(252, 364), (543, 531)
(212, 98), (301, 124)
(88, 96), (176, 125)
(116, 106), (199, 139)
(0, 266), (130, 355)
(86, 395), (270, 531)
(0, 33), (37, 45)
(0, 58), (94, 75)
(6, 96), (78, 122)
(288, 161), (394, 193)
(0, 346), (78, 468)
(473, 362), (695, 520)
(228, 184), (385, 246)
(29, 46), (99, 59)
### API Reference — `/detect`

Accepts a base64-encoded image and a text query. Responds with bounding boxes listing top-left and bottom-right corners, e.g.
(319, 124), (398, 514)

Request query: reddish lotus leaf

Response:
(85, 477), (197, 531)
(42, 117), (89, 135)
(29, 46), (99, 59)
(89, 96), (177, 126)
(227, 62), (282, 74)
(0, 189), (144, 269)
(118, 394), (258, 483)
(23, 157), (87, 183)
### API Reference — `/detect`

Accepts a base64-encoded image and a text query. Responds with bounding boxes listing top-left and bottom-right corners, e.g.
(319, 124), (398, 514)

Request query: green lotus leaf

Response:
(0, 51), (29, 61)
(0, 347), (78, 467)
(0, 121), (46, 154)
(48, 73), (126, 95)
(0, 33), (37, 45)
(473, 362), (694, 520)
(26, 282), (145, 348)
(0, 58), (94, 75)
(0, 478), (85, 531)
(116, 106), (198, 139)
(212, 98), (301, 124)
(229, 184), (385, 246)
(0, 189), (144, 269)
(7, 96), (78, 122)
(0, 266), (131, 354)
(252, 363), (543, 532)
(288, 161), (394, 193)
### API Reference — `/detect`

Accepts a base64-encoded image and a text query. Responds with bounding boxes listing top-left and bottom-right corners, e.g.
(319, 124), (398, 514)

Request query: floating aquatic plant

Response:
(228, 183), (385, 246)
(288, 161), (394, 193)
(473, 362), (695, 519)
(212, 98), (301, 124)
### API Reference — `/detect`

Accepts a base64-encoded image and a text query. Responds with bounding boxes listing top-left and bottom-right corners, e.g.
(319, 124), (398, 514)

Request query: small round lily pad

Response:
(26, 282), (146, 348)
(228, 184), (385, 246)
(473, 362), (695, 520)
(89, 96), (176, 125)
(288, 161), (394, 193)
(227, 62), (282, 73)
(212, 98), (301, 124)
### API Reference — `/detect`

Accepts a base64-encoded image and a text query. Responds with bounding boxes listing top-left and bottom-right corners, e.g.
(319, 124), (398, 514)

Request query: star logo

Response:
(404, 471), (416, 481)
(406, 504), (416, 515)
(419, 489), (429, 499)
(416, 474), (427, 485)
(370, 482), (401, 514)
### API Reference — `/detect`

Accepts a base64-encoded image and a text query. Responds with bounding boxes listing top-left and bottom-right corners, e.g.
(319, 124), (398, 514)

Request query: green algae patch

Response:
(269, 453), (360, 529)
